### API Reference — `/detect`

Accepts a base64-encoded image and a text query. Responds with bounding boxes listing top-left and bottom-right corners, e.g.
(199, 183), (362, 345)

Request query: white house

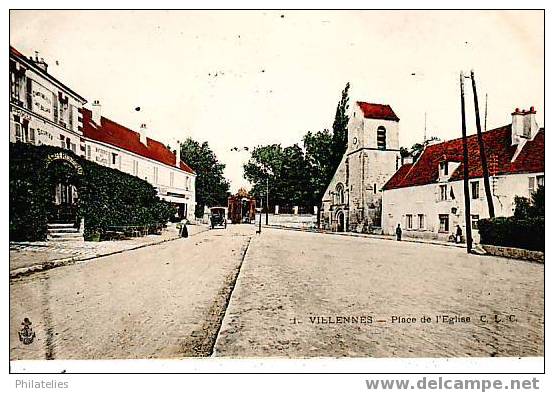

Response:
(9, 45), (196, 222)
(10, 46), (87, 153)
(81, 104), (196, 220)
(321, 101), (402, 232)
(381, 107), (544, 242)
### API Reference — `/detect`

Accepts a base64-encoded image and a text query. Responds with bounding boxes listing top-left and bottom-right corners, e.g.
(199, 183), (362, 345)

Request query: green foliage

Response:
(243, 83), (351, 208)
(478, 186), (545, 251)
(400, 137), (440, 161)
(513, 186), (544, 219)
(477, 216), (544, 251)
(180, 138), (230, 217)
(10, 143), (173, 241)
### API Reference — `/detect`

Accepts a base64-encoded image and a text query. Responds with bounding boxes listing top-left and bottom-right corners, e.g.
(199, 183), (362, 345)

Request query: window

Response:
(439, 184), (448, 201)
(528, 177), (535, 197)
(439, 214), (449, 232)
(111, 153), (118, 165)
(86, 145), (91, 159)
(14, 122), (22, 142)
(471, 215), (480, 230)
(537, 175), (544, 188)
(170, 172), (174, 187)
(471, 181), (480, 199)
(377, 126), (386, 150)
(439, 161), (449, 176)
(418, 214), (425, 229)
(153, 167), (159, 183)
(29, 128), (35, 144)
(406, 214), (413, 229)
(133, 160), (139, 176)
(373, 183), (377, 194)
(336, 183), (345, 204)
(60, 135), (65, 148)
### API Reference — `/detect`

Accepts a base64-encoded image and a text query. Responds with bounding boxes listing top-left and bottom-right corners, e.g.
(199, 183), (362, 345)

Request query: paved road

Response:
(214, 228), (544, 358)
(10, 225), (254, 360)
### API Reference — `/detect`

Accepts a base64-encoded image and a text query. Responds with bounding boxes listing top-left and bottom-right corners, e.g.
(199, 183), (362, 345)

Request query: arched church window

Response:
(335, 183), (345, 205)
(377, 126), (387, 150)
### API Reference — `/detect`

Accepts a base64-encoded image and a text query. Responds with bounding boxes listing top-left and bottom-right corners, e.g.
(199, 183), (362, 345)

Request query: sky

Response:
(10, 10), (544, 192)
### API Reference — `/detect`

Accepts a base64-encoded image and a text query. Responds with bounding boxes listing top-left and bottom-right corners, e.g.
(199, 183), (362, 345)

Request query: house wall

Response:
(10, 55), (85, 153)
(382, 172), (545, 242)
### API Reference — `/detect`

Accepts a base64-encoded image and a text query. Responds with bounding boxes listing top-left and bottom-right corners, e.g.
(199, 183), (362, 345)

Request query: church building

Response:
(321, 101), (402, 232)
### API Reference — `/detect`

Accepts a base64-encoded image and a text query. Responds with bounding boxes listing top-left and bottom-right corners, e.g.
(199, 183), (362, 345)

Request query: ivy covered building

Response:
(9, 45), (196, 236)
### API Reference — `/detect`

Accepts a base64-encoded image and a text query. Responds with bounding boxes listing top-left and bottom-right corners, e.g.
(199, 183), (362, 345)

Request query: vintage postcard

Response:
(8, 9), (544, 377)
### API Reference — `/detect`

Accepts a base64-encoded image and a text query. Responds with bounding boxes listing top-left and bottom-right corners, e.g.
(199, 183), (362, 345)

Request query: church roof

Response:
(383, 125), (544, 190)
(356, 101), (400, 121)
(81, 108), (195, 174)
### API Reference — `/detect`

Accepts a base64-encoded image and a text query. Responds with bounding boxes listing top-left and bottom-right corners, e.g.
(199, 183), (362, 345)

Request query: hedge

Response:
(10, 142), (174, 241)
(477, 216), (545, 252)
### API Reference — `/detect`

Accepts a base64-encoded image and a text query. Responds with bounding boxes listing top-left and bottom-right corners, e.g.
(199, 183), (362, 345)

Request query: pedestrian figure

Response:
(396, 224), (402, 241)
(455, 225), (463, 243)
(180, 222), (188, 238)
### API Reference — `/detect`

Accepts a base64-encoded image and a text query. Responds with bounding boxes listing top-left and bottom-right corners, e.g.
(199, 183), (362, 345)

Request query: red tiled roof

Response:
(356, 101), (400, 121)
(383, 125), (544, 190)
(82, 108), (195, 174)
(382, 163), (413, 190)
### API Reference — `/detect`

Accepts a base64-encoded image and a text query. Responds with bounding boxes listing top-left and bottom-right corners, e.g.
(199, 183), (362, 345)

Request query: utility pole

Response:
(460, 72), (473, 253)
(265, 177), (269, 225)
(470, 70), (495, 218)
(484, 93), (488, 132)
(424, 112), (427, 144)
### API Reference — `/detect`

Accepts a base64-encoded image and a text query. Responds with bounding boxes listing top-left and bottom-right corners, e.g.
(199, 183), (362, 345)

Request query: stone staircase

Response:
(47, 223), (84, 241)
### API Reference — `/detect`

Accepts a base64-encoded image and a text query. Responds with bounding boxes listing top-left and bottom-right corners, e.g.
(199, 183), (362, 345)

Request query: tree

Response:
(243, 82), (351, 209)
(180, 138), (230, 217)
(400, 137), (441, 161)
(331, 82), (350, 169)
(514, 185), (544, 219)
(243, 144), (311, 208)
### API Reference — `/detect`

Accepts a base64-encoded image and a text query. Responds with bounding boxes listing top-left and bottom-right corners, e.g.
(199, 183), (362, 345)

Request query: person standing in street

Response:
(396, 224), (402, 241)
(455, 225), (463, 243)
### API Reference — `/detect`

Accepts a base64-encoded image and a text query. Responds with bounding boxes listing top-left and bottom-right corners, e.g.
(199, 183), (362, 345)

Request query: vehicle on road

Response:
(210, 207), (228, 229)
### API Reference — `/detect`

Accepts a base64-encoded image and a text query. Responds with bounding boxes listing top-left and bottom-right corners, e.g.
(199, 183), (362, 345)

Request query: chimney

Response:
(32, 51), (49, 72)
(91, 100), (102, 125)
(175, 141), (181, 167)
(139, 124), (148, 145)
(511, 106), (539, 145)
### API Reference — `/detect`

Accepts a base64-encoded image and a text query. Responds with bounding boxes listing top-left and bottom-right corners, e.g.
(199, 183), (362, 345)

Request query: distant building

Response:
(81, 105), (196, 220)
(382, 107), (544, 242)
(9, 46), (196, 223)
(321, 101), (402, 232)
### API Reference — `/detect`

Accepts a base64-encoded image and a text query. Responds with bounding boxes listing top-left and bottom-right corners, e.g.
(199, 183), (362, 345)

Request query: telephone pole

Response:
(460, 72), (473, 253)
(470, 70), (495, 218)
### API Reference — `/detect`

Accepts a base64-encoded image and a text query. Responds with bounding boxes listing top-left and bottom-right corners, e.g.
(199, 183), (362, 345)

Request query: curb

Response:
(263, 224), (467, 249)
(10, 226), (210, 279)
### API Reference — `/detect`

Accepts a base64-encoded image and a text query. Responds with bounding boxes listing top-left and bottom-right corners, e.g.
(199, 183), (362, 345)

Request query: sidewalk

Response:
(10, 223), (209, 278)
(264, 224), (468, 250)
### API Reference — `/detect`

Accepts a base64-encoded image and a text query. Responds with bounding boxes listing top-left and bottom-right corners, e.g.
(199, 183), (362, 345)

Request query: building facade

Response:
(321, 101), (402, 232)
(10, 46), (196, 223)
(81, 105), (196, 220)
(381, 108), (544, 242)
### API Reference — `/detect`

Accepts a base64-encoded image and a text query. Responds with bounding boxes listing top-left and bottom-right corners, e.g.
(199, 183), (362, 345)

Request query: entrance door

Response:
(336, 211), (345, 232)
(50, 183), (78, 223)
